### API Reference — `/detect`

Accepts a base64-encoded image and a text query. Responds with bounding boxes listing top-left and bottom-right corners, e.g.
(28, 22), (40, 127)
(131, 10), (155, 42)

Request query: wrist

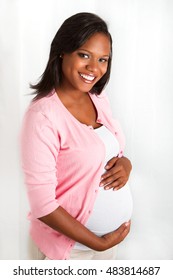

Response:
(89, 236), (107, 251)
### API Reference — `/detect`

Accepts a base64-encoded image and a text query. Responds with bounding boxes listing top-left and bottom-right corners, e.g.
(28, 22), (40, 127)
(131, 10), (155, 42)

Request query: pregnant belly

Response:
(85, 183), (133, 236)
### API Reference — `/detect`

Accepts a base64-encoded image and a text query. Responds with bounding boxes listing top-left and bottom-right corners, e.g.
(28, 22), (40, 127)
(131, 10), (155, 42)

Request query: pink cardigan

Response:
(20, 90), (125, 259)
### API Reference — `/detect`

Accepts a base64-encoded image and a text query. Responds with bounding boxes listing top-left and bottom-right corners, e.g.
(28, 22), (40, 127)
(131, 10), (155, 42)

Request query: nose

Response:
(86, 59), (98, 73)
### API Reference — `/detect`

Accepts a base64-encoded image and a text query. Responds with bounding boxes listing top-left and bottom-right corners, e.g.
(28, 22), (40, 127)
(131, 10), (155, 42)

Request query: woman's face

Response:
(60, 32), (111, 93)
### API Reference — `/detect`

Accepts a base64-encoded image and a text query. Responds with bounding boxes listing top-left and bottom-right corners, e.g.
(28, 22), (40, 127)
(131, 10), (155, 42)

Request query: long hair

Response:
(31, 12), (112, 101)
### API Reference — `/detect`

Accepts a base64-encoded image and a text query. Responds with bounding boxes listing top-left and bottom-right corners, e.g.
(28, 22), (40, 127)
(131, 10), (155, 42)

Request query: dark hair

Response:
(31, 12), (112, 100)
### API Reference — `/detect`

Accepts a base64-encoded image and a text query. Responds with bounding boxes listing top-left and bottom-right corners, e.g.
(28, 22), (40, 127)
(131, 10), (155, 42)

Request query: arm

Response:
(100, 156), (132, 190)
(39, 206), (131, 251)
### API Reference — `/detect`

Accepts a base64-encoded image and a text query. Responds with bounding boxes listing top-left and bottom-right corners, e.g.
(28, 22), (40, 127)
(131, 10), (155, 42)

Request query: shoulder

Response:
(29, 90), (57, 113)
(24, 90), (61, 124)
(90, 90), (108, 99)
(89, 91), (111, 112)
(90, 90), (110, 103)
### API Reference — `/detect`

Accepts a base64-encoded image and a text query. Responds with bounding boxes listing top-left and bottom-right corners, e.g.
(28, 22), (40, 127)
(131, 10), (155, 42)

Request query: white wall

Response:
(0, 0), (173, 259)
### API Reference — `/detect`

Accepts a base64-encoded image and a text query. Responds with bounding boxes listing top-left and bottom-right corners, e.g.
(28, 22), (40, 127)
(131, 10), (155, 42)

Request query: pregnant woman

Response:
(20, 12), (133, 260)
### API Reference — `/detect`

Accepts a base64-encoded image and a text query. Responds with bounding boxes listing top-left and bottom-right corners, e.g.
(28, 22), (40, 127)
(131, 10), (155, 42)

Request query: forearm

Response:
(38, 206), (105, 251)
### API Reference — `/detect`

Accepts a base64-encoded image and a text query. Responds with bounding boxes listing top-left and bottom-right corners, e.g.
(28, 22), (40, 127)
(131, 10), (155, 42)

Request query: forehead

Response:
(78, 33), (111, 55)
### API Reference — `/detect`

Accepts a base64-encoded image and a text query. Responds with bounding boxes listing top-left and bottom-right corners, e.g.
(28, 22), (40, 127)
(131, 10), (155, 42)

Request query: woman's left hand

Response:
(99, 156), (132, 191)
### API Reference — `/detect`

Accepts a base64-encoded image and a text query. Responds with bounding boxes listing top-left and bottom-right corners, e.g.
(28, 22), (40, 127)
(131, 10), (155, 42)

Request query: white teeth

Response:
(80, 73), (95, 81)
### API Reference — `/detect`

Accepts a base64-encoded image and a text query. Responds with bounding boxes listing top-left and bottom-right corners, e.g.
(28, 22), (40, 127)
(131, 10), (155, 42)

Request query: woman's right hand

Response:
(95, 221), (131, 251)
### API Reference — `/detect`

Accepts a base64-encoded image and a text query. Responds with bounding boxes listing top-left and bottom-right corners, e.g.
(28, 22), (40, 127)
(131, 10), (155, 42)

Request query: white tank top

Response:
(74, 125), (133, 250)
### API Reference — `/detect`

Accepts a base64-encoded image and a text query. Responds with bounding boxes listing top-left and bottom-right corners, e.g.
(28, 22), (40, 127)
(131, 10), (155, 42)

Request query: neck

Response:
(56, 86), (88, 102)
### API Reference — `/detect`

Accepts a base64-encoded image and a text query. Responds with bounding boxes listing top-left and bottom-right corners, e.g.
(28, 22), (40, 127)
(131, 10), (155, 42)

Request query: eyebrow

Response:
(77, 48), (110, 58)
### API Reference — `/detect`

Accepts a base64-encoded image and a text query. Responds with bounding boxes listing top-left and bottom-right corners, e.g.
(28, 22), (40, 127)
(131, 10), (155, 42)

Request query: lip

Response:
(79, 72), (96, 83)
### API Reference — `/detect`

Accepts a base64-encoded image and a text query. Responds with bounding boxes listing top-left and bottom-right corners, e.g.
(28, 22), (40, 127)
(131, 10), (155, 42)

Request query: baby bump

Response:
(85, 183), (133, 236)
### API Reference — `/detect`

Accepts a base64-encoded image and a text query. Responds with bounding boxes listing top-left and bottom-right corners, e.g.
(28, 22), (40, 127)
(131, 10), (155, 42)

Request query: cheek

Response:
(61, 58), (72, 74)
(62, 57), (84, 75)
(100, 64), (108, 76)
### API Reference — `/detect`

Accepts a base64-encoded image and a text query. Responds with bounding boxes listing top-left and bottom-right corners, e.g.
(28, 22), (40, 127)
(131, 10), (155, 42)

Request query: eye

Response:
(78, 52), (89, 59)
(99, 58), (109, 63)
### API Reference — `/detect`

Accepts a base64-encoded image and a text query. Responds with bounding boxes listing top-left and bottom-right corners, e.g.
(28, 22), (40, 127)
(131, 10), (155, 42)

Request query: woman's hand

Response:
(100, 156), (132, 191)
(96, 221), (131, 251)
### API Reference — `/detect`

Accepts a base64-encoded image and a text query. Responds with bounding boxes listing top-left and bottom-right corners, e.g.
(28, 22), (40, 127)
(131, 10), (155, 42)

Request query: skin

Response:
(39, 32), (132, 252)
(100, 156), (132, 191)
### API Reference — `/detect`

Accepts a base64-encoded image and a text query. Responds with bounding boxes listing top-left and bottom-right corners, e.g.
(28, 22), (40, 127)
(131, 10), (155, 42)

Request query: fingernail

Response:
(125, 222), (129, 226)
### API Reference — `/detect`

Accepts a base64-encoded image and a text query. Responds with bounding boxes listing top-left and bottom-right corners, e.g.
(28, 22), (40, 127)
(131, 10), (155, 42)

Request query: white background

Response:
(0, 0), (173, 260)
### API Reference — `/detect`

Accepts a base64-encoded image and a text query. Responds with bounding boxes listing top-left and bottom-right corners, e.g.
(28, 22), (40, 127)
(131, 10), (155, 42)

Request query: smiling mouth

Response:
(79, 73), (96, 83)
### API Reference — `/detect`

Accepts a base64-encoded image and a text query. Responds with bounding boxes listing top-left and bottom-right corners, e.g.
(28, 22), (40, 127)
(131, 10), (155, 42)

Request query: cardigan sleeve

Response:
(20, 108), (60, 219)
